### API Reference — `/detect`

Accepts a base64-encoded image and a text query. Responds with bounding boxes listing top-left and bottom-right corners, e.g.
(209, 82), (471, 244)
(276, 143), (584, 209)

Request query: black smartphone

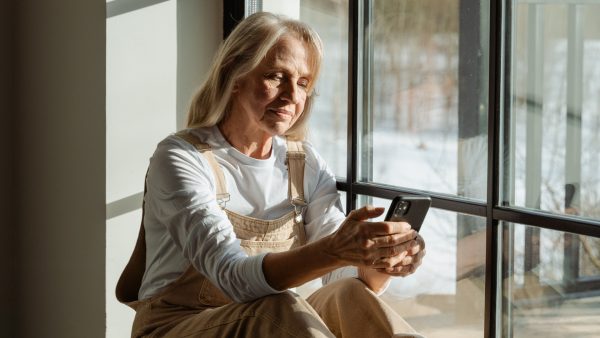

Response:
(384, 195), (431, 232)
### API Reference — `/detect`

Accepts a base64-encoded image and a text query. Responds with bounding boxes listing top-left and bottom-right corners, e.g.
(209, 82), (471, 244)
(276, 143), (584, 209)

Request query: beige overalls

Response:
(116, 131), (421, 338)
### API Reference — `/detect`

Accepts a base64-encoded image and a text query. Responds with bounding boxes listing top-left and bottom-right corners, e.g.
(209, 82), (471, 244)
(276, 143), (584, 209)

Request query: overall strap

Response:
(285, 139), (306, 207)
(175, 131), (230, 207)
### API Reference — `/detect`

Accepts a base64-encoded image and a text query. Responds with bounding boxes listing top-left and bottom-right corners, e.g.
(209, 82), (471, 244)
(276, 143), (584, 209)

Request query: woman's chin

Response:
(263, 122), (293, 137)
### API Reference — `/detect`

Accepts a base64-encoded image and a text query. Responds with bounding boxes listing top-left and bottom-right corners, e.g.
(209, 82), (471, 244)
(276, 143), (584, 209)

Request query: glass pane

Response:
(504, 2), (600, 220)
(301, 0), (349, 179)
(358, 196), (486, 337)
(259, 0), (349, 178)
(364, 0), (489, 200)
(500, 222), (600, 337)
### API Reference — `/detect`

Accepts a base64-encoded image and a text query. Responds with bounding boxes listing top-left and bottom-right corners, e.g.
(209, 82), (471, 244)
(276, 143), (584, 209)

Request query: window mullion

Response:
(486, 0), (504, 337)
(346, 0), (362, 213)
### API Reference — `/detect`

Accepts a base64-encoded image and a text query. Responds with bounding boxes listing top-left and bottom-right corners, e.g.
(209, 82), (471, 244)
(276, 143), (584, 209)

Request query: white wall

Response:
(105, 1), (222, 337)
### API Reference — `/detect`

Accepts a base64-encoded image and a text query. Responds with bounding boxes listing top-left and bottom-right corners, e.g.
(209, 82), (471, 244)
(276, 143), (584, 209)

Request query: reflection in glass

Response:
(358, 196), (486, 337)
(500, 222), (600, 337)
(366, 0), (489, 200)
(505, 3), (600, 220)
(300, 0), (349, 178)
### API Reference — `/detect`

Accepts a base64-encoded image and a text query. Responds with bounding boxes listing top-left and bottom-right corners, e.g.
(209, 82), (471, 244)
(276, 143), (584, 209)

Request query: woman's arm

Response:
(146, 137), (282, 302)
(262, 206), (418, 291)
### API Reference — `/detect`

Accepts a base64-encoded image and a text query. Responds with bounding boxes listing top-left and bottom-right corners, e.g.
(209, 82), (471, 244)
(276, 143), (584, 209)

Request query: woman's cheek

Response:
(256, 85), (276, 102)
(293, 106), (304, 123)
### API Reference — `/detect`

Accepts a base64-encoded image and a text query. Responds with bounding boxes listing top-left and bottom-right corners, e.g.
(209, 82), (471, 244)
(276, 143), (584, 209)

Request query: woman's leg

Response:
(150, 291), (335, 338)
(306, 278), (423, 338)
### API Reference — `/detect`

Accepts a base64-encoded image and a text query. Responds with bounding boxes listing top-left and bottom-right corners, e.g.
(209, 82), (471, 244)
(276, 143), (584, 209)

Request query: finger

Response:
(368, 221), (412, 236)
(348, 205), (385, 221)
(385, 264), (416, 276)
(398, 250), (425, 272)
(406, 236), (426, 255)
(378, 248), (426, 273)
(372, 251), (407, 269)
(371, 230), (417, 248)
(413, 249), (426, 268)
(412, 253), (424, 269)
(406, 240), (421, 255)
(416, 234), (425, 250)
(379, 239), (418, 258)
(377, 265), (407, 275)
(399, 247), (425, 266)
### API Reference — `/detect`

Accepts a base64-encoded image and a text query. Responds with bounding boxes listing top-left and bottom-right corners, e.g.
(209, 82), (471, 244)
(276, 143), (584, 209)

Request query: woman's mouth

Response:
(268, 108), (293, 119)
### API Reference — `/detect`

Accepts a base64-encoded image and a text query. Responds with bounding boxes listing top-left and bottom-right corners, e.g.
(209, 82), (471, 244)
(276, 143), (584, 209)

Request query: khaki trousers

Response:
(133, 278), (421, 338)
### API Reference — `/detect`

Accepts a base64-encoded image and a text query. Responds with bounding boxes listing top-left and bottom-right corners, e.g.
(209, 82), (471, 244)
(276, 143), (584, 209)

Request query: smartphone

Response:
(384, 195), (431, 232)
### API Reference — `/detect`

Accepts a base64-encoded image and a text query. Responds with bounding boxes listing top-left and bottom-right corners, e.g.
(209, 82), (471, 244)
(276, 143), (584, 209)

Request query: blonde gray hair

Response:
(186, 12), (323, 141)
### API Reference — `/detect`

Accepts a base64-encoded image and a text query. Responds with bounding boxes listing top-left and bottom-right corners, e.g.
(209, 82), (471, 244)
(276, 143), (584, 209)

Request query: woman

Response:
(117, 12), (426, 338)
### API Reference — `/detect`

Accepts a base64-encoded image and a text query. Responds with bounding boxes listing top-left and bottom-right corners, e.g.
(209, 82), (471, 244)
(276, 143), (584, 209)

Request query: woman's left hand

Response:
(358, 234), (425, 293)
(377, 233), (426, 277)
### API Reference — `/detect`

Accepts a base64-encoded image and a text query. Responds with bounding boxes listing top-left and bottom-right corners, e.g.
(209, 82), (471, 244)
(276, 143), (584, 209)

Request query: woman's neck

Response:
(218, 119), (273, 160)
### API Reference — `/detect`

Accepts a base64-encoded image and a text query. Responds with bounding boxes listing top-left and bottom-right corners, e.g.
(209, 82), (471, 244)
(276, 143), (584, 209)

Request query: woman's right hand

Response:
(323, 205), (418, 269)
(263, 205), (417, 291)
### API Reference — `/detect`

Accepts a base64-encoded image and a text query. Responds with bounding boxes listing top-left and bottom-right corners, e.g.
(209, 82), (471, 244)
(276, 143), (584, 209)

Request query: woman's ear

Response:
(232, 80), (240, 94)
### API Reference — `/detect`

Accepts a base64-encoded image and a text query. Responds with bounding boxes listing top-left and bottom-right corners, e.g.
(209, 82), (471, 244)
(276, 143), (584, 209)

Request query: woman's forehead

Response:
(262, 36), (316, 76)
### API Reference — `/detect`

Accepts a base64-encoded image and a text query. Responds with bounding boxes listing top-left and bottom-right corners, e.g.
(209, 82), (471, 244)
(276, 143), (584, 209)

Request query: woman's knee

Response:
(318, 277), (374, 301)
(332, 277), (369, 292)
(251, 291), (334, 337)
(253, 291), (316, 318)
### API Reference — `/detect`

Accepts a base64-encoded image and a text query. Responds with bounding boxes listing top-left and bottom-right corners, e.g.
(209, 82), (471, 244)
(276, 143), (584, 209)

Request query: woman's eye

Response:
(266, 73), (284, 81)
(298, 80), (309, 89)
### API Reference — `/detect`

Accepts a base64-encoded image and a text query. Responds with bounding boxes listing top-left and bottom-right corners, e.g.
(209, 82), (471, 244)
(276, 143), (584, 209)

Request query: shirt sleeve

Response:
(300, 143), (392, 295)
(300, 143), (354, 285)
(302, 142), (346, 243)
(145, 136), (281, 303)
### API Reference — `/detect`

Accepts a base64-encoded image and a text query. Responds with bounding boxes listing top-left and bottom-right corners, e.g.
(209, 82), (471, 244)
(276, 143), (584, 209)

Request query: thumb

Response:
(348, 205), (385, 221)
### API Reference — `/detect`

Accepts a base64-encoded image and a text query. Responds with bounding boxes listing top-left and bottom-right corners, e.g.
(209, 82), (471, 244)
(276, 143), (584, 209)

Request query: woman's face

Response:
(230, 35), (313, 137)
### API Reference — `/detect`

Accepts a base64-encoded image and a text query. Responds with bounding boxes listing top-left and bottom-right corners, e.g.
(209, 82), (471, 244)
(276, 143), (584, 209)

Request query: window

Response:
(366, 1), (488, 202)
(500, 2), (600, 336)
(240, 0), (600, 337)
(500, 223), (600, 336)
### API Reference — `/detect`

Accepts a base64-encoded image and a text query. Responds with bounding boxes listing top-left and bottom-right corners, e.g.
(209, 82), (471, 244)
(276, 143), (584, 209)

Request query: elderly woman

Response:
(117, 12), (425, 338)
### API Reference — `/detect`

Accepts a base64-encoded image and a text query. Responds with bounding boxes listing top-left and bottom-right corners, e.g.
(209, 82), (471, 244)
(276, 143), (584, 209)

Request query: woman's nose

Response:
(281, 82), (301, 104)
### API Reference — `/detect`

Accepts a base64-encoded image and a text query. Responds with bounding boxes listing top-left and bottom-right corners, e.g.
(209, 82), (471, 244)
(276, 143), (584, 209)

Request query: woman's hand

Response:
(375, 233), (425, 277)
(263, 206), (423, 291)
(357, 232), (426, 293)
(323, 205), (418, 268)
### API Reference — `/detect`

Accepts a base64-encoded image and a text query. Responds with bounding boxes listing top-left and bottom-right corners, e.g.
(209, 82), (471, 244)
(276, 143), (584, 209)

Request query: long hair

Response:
(186, 12), (323, 141)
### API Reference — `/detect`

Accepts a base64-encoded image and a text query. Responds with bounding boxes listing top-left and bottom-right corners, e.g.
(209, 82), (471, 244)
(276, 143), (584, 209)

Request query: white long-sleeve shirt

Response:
(138, 126), (355, 302)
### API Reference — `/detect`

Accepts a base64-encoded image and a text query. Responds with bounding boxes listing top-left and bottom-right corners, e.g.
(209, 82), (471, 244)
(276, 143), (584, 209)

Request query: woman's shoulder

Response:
(156, 127), (215, 151)
(276, 137), (327, 172)
(151, 128), (217, 168)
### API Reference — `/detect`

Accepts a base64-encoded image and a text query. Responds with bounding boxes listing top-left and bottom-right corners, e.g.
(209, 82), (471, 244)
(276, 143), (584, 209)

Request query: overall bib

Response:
(116, 131), (421, 338)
